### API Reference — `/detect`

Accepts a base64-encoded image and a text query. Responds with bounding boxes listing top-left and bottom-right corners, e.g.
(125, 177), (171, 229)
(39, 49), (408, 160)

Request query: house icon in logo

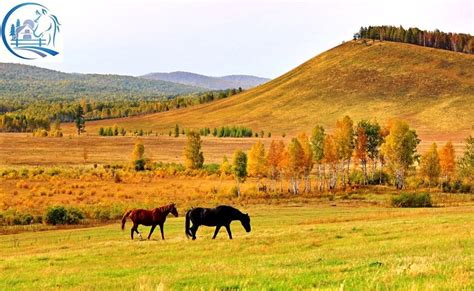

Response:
(11, 19), (36, 41)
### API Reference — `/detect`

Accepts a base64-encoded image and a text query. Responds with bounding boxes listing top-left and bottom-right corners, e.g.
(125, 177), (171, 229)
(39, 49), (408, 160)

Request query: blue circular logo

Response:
(1, 2), (61, 60)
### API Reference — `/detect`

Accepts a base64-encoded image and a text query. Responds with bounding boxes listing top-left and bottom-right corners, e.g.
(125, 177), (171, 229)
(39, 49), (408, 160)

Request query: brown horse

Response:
(121, 203), (178, 240)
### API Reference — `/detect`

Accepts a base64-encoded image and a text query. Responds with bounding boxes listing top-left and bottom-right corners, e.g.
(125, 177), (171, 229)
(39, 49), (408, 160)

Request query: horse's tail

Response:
(185, 209), (192, 238)
(121, 210), (132, 231)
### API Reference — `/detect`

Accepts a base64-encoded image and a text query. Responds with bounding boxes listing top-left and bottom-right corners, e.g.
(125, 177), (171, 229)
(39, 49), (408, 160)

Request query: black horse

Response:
(185, 205), (251, 240)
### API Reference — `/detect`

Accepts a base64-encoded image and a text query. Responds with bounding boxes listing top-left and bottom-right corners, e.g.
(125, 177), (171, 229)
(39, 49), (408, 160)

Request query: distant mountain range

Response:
(0, 63), (204, 101)
(141, 71), (270, 90)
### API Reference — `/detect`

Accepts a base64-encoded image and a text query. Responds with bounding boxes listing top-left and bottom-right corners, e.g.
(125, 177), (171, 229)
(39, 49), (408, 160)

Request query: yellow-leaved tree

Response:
(323, 134), (338, 190)
(184, 131), (204, 170)
(381, 120), (420, 190)
(334, 116), (354, 189)
(298, 133), (313, 192)
(285, 138), (305, 194)
(310, 125), (325, 191)
(247, 141), (267, 190)
(420, 143), (441, 190)
(354, 125), (368, 184)
(132, 139), (146, 171)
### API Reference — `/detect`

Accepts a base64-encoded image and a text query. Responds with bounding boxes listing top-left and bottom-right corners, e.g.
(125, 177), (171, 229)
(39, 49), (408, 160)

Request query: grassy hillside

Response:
(78, 41), (474, 138)
(0, 63), (204, 101)
(1, 204), (472, 289)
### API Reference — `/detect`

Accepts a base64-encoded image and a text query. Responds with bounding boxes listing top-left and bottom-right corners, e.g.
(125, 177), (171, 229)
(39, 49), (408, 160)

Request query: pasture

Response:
(0, 133), (468, 166)
(0, 204), (472, 290)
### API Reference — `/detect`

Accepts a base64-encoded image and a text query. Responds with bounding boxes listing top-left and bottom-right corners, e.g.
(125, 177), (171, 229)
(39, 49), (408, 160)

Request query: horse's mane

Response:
(156, 203), (175, 213)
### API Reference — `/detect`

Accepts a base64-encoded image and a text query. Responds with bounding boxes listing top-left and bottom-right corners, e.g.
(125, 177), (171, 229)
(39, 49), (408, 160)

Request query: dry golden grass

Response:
(0, 133), (468, 166)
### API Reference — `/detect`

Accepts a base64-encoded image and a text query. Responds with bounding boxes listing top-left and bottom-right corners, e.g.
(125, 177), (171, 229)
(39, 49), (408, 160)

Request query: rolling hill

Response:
(68, 40), (474, 139)
(141, 71), (270, 90)
(0, 63), (204, 101)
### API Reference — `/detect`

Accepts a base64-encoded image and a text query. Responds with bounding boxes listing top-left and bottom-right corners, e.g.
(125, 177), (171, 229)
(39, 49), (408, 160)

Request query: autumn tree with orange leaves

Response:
(439, 141), (456, 183)
(266, 140), (286, 192)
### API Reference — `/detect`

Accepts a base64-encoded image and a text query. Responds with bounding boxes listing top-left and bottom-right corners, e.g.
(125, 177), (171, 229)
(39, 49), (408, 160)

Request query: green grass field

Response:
(1, 204), (472, 290)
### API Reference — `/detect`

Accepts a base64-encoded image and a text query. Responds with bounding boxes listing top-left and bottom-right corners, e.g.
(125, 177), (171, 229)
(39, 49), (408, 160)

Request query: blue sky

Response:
(0, 0), (472, 78)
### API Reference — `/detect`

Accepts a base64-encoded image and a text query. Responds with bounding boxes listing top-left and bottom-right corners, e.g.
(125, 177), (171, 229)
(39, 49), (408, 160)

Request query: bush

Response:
(442, 180), (473, 193)
(66, 207), (84, 224)
(45, 206), (84, 225)
(391, 193), (432, 208)
(12, 213), (33, 225)
(45, 206), (68, 225)
(368, 170), (390, 185)
(349, 170), (365, 185)
(230, 186), (240, 197)
(202, 163), (220, 175)
(134, 159), (146, 171)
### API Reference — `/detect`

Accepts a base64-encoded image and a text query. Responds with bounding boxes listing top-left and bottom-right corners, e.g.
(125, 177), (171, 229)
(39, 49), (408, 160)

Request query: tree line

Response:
(171, 124), (271, 139)
(176, 116), (473, 195)
(357, 25), (474, 54)
(0, 89), (243, 133)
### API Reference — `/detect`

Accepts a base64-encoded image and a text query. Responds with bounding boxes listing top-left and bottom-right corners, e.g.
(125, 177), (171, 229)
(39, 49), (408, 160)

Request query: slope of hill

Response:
(0, 63), (204, 101)
(141, 71), (269, 90)
(69, 41), (474, 137)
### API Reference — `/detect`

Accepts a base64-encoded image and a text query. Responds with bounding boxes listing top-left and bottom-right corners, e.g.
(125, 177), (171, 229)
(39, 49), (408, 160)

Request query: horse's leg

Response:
(225, 224), (233, 239)
(134, 223), (143, 240)
(191, 225), (199, 240)
(148, 225), (156, 240)
(212, 225), (221, 239)
(159, 223), (165, 240)
(130, 227), (134, 240)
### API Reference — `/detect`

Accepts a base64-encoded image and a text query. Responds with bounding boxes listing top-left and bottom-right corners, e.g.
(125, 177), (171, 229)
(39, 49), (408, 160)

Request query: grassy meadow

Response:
(0, 204), (473, 290)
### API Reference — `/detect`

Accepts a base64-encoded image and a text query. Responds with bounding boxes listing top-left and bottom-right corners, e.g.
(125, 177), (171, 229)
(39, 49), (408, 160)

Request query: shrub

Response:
(45, 206), (84, 225)
(368, 170), (390, 185)
(202, 163), (220, 175)
(134, 159), (146, 171)
(66, 207), (84, 224)
(442, 180), (473, 193)
(349, 170), (365, 185)
(20, 214), (34, 225)
(391, 193), (432, 208)
(45, 206), (68, 225)
(230, 186), (240, 197)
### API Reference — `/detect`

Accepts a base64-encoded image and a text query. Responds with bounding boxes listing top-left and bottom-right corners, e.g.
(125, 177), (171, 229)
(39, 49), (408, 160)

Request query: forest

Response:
(358, 25), (474, 53)
(0, 89), (241, 132)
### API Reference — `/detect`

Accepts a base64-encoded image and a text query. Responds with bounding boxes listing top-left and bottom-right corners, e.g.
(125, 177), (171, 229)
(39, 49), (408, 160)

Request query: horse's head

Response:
(33, 9), (60, 45)
(241, 213), (251, 232)
(169, 203), (179, 217)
